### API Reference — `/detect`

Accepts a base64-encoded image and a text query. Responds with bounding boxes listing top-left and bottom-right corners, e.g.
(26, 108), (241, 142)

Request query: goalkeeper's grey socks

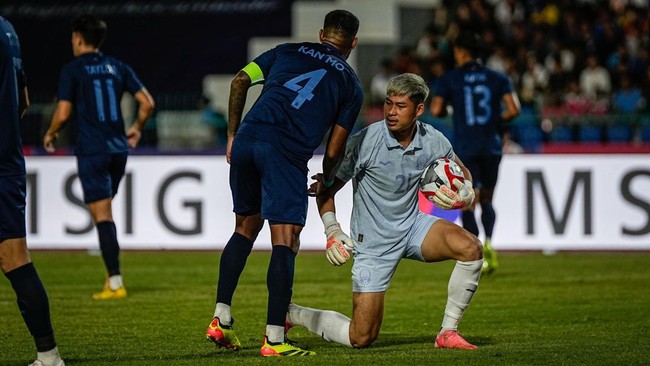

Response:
(266, 325), (285, 343)
(440, 259), (482, 332)
(288, 303), (352, 347)
(214, 303), (232, 325)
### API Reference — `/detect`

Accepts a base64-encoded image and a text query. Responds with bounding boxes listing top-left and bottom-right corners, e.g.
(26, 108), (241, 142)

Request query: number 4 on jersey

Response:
(283, 69), (327, 109)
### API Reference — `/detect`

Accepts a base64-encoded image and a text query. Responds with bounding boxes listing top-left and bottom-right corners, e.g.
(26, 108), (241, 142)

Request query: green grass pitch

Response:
(1, 250), (649, 365)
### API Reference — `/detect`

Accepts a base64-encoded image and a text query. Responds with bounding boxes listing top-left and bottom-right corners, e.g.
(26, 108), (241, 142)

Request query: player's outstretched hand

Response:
(433, 180), (474, 210)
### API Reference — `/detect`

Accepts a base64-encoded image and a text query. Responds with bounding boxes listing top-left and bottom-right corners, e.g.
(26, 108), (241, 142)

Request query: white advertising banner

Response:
(493, 154), (650, 250)
(24, 154), (649, 251)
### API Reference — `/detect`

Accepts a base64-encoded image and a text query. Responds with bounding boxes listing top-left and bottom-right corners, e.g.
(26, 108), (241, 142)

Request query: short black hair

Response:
(454, 31), (480, 58)
(72, 14), (107, 48)
(323, 9), (359, 40)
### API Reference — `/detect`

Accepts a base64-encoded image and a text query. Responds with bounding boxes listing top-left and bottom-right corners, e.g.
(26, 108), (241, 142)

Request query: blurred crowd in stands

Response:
(369, 0), (650, 150)
(18, 1), (650, 153)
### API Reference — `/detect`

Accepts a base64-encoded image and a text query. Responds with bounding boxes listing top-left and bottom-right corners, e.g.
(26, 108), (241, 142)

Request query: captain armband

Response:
(241, 62), (265, 85)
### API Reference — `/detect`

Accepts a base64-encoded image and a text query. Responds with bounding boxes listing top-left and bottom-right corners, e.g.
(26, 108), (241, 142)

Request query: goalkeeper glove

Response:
(433, 180), (475, 210)
(321, 212), (355, 266)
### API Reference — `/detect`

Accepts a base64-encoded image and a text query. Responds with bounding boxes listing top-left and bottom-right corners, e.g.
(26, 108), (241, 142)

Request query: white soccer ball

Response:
(419, 158), (465, 202)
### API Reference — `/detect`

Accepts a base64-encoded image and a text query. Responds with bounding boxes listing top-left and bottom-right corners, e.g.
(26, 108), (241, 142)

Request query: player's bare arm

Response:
(126, 88), (155, 148)
(226, 70), (253, 163)
(501, 91), (521, 122)
(43, 100), (73, 153)
(320, 124), (350, 192)
(499, 92), (521, 147)
(228, 70), (252, 137)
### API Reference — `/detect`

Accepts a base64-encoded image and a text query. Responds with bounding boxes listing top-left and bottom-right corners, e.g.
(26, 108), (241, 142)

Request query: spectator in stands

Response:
(520, 52), (549, 107)
(369, 58), (397, 107)
(580, 53), (611, 98)
(613, 75), (645, 114)
(564, 79), (591, 116)
(544, 39), (575, 75)
(493, 0), (525, 43)
(590, 89), (610, 115)
(487, 45), (508, 74)
(415, 24), (439, 60)
(547, 54), (570, 108)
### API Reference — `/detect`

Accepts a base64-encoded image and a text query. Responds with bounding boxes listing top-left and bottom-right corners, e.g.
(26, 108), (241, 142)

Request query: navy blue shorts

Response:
(462, 155), (502, 190)
(0, 174), (26, 240)
(229, 136), (308, 226)
(77, 152), (128, 204)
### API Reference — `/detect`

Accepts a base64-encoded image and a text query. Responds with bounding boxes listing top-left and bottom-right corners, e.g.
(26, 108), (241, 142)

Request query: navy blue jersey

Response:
(436, 61), (514, 157)
(0, 17), (26, 176)
(57, 52), (144, 155)
(237, 42), (363, 163)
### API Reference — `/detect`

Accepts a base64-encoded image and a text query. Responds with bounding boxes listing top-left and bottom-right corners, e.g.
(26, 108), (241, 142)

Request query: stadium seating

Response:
(549, 125), (573, 142)
(640, 124), (650, 142)
(512, 124), (543, 153)
(606, 124), (633, 142)
(577, 125), (603, 142)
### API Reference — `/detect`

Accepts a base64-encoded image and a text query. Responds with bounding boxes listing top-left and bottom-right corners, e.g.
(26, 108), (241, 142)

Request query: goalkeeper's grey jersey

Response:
(336, 120), (455, 256)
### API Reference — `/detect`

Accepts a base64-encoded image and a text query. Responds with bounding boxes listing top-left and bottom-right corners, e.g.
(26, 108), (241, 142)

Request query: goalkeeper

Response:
(293, 73), (483, 350)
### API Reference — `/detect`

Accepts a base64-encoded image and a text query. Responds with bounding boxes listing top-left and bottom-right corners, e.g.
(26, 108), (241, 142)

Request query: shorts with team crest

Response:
(351, 211), (440, 292)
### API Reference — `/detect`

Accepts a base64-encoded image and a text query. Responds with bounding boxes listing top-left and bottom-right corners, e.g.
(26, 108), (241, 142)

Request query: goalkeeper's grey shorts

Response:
(351, 212), (440, 292)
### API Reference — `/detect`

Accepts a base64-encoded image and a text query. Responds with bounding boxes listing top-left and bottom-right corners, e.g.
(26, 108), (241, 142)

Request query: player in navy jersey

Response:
(205, 9), (363, 356)
(0, 16), (65, 366)
(43, 15), (154, 299)
(430, 31), (520, 274)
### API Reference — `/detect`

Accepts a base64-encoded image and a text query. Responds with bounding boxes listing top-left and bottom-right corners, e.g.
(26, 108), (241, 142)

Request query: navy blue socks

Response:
(481, 203), (496, 238)
(97, 221), (120, 276)
(216, 232), (254, 305)
(462, 211), (479, 237)
(5, 263), (56, 352)
(266, 245), (296, 326)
